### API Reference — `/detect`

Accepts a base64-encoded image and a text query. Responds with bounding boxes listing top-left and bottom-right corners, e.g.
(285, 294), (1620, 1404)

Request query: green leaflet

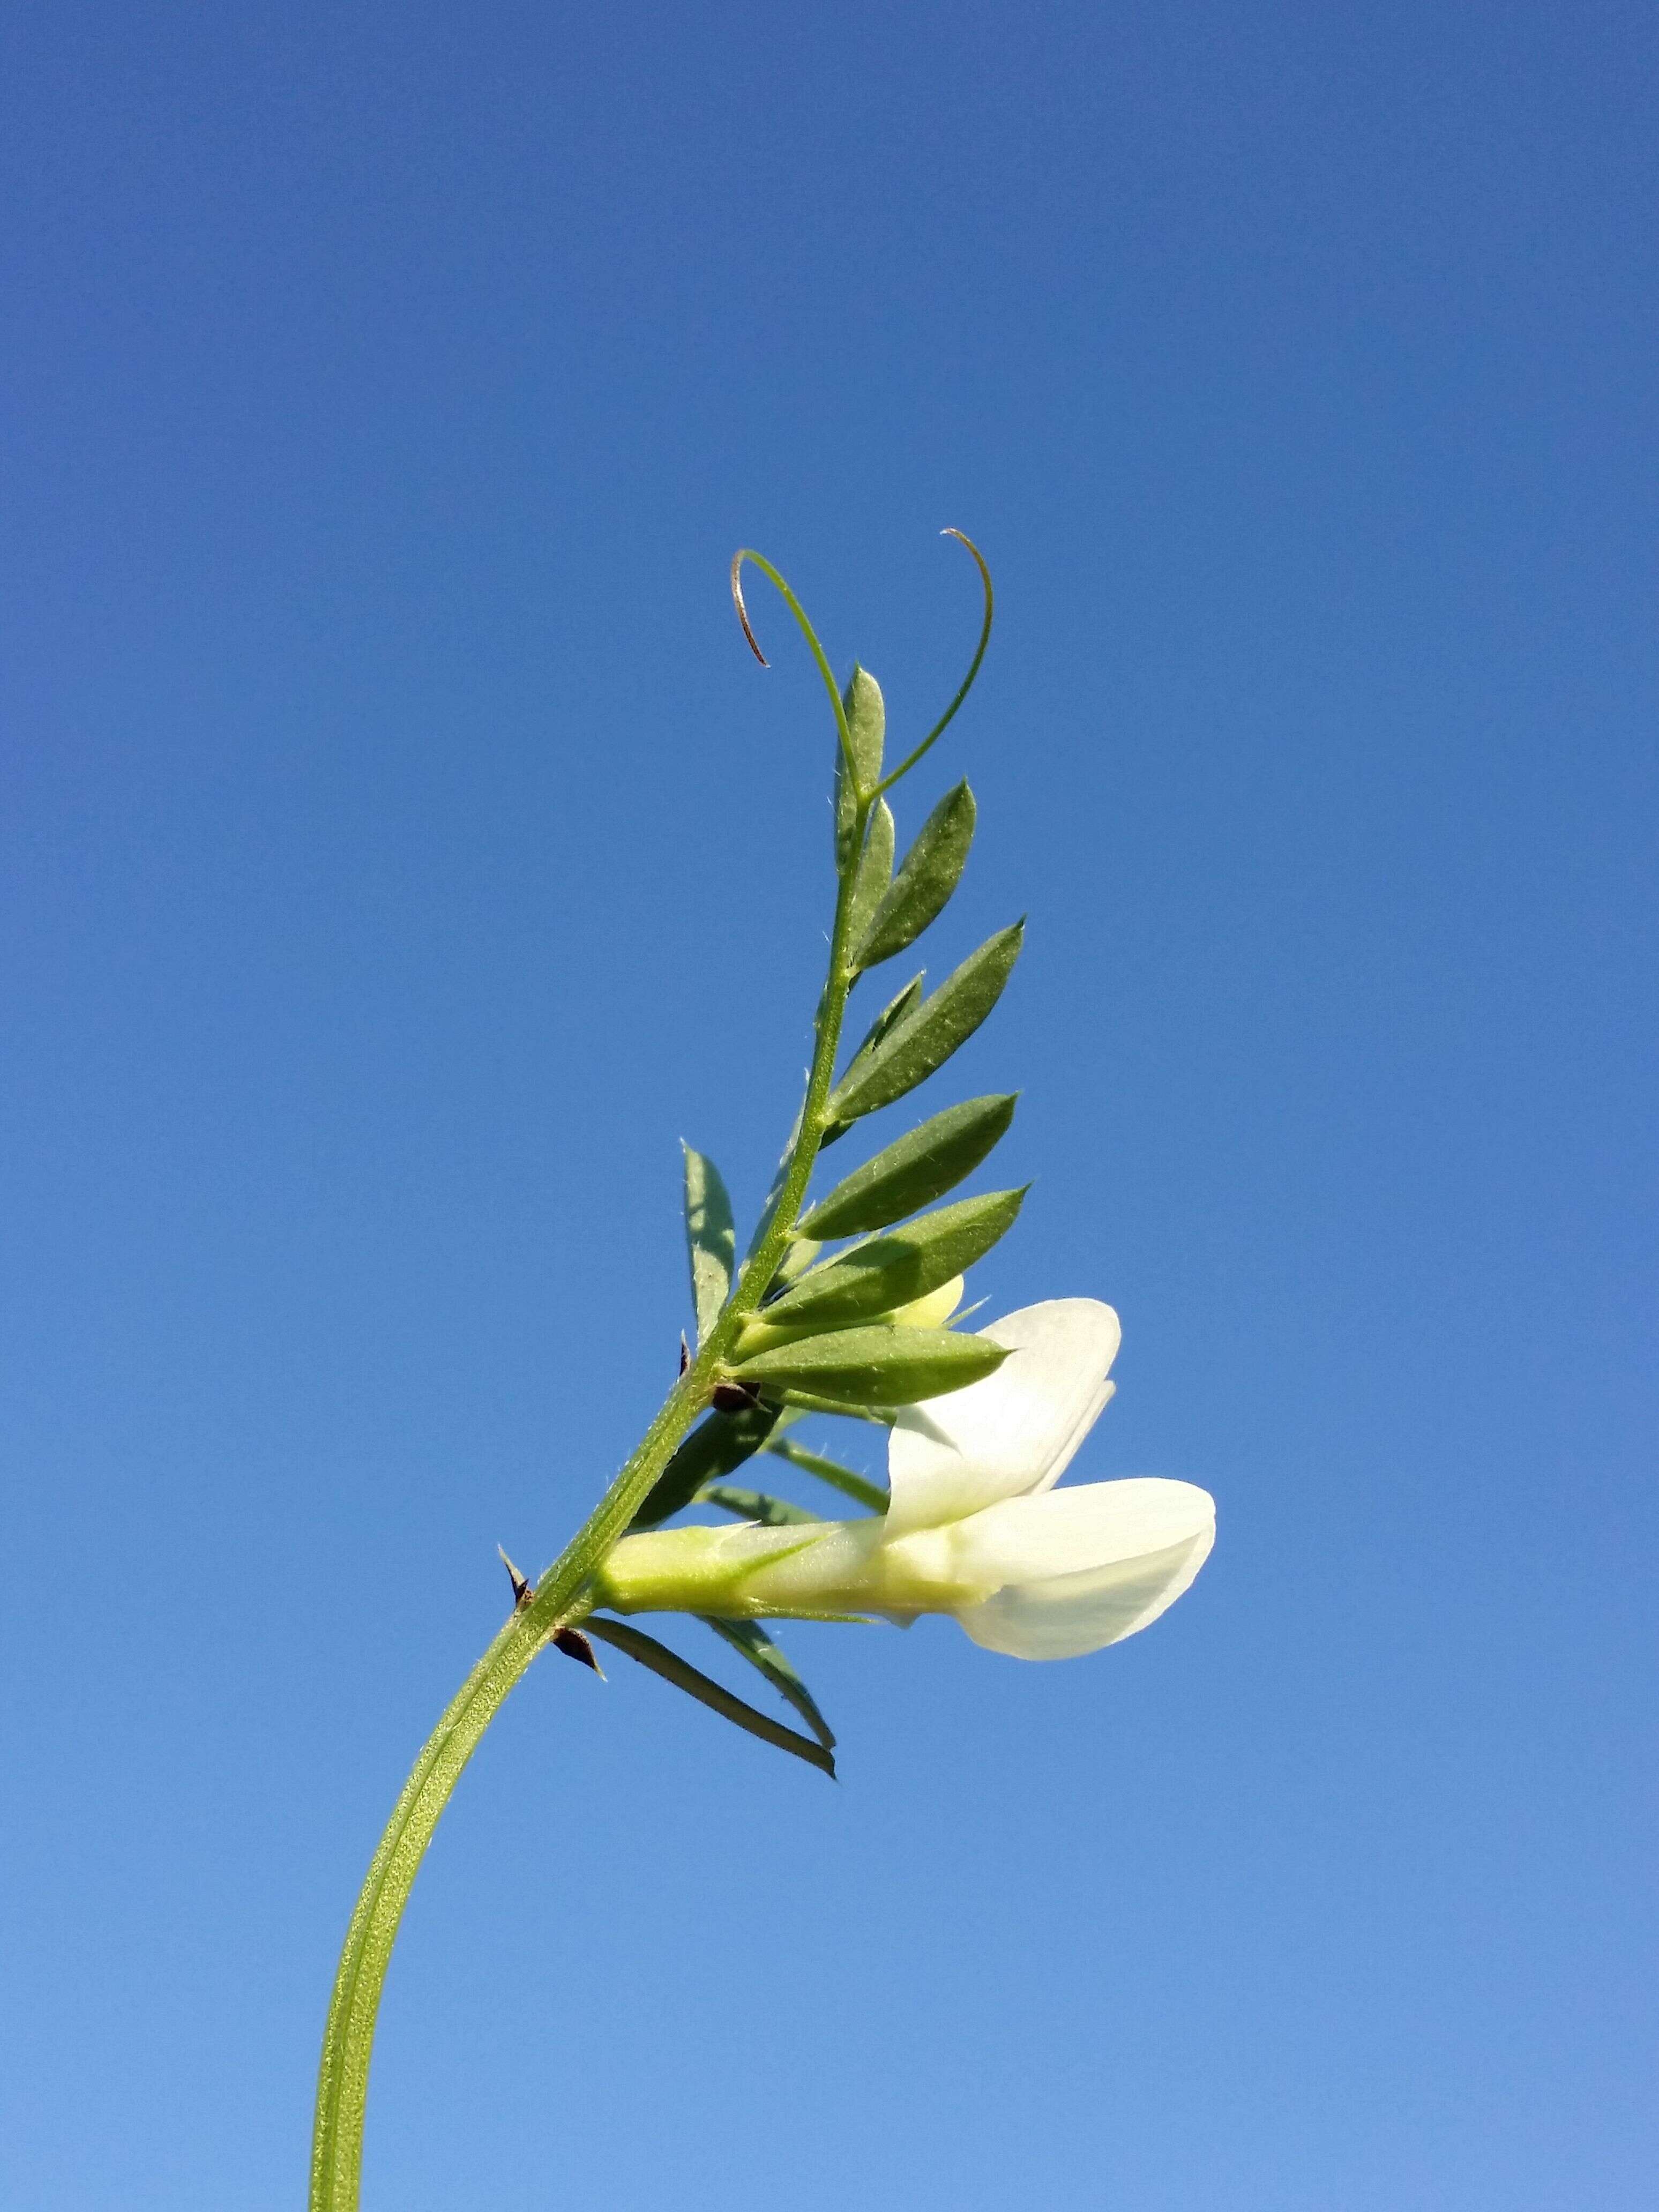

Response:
(582, 1618), (834, 1778)
(742, 1098), (804, 1263)
(834, 666), (886, 866)
(819, 972), (924, 1150)
(631, 1400), (780, 1529)
(764, 1237), (824, 1301)
(765, 1436), (889, 1513)
(682, 1145), (736, 1346)
(756, 1187), (1027, 1331)
(828, 923), (1023, 1125)
(848, 970), (924, 1064)
(775, 1391), (899, 1425)
(798, 1093), (1018, 1239)
(852, 781), (975, 970)
(698, 1483), (823, 1527)
(701, 1617), (837, 1752)
(845, 797), (896, 948)
(730, 1322), (1008, 1405)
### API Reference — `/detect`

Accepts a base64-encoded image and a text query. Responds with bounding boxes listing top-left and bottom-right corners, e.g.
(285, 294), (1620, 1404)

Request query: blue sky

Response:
(2, 3), (1654, 2206)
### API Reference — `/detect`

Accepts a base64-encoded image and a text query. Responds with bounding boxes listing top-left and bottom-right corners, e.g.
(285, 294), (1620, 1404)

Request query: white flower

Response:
(893, 1299), (1215, 1656)
(596, 1299), (1215, 1661)
(886, 1297), (1125, 1537)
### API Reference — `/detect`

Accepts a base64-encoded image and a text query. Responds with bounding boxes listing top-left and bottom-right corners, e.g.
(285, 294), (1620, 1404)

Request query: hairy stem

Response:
(308, 787), (872, 2212)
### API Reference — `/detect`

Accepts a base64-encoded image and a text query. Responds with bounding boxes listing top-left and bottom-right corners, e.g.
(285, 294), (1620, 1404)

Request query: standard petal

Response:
(885, 1298), (1120, 1535)
(949, 1479), (1216, 1660)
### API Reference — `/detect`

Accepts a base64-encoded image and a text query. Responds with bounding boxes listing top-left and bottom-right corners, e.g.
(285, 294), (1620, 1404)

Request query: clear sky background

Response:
(2, 4), (1654, 2208)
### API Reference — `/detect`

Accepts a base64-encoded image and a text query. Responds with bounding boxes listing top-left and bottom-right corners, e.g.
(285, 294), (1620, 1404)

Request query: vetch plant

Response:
(308, 536), (1216, 2212)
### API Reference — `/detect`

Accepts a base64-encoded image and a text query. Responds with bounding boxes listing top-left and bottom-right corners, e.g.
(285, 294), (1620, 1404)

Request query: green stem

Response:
(730, 548), (860, 792)
(309, 772), (872, 2212)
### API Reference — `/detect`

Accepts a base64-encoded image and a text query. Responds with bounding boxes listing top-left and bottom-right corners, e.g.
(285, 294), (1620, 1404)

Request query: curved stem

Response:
(308, 1376), (695, 2212)
(310, 771), (873, 2212)
(730, 549), (861, 795)
(308, 1604), (547, 2212)
(871, 529), (994, 797)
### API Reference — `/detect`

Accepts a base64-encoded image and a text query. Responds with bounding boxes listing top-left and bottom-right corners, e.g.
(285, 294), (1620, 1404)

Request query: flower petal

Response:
(950, 1478), (1215, 1660)
(885, 1298), (1120, 1535)
(886, 1274), (965, 1330)
(946, 1476), (1212, 1583)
